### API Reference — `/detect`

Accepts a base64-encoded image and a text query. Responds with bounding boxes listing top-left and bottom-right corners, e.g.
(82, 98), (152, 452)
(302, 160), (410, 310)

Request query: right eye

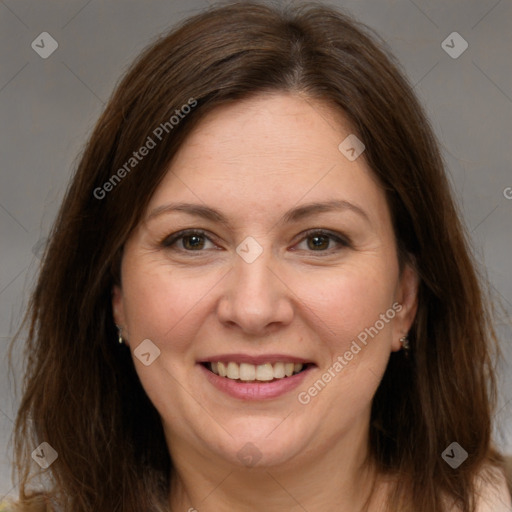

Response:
(161, 229), (217, 252)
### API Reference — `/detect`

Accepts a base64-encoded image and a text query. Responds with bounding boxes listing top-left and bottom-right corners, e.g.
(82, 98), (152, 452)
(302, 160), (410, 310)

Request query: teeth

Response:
(239, 363), (256, 381)
(256, 363), (274, 381)
(227, 362), (239, 379)
(273, 362), (285, 378)
(218, 362), (227, 377)
(209, 361), (304, 381)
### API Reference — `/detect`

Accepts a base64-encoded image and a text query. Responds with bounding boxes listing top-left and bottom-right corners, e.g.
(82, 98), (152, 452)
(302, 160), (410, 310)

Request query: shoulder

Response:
(473, 464), (512, 512)
(441, 464), (512, 512)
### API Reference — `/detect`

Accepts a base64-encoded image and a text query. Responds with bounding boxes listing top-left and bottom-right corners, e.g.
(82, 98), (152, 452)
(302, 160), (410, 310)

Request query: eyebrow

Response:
(146, 199), (370, 226)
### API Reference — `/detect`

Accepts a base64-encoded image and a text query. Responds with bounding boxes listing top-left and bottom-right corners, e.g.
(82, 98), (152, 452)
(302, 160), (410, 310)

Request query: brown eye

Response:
(307, 234), (330, 250)
(182, 234), (206, 250)
(161, 230), (216, 251)
(295, 229), (350, 253)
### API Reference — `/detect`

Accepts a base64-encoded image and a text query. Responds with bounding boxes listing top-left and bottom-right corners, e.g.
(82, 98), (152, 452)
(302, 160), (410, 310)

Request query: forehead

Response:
(145, 93), (389, 229)
(169, 93), (355, 172)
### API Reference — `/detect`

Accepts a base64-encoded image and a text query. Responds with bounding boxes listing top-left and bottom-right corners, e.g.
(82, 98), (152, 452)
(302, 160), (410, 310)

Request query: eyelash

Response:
(160, 228), (351, 255)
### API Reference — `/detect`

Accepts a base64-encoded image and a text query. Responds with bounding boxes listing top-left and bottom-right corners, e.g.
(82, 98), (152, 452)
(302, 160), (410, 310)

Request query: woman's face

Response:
(113, 93), (417, 471)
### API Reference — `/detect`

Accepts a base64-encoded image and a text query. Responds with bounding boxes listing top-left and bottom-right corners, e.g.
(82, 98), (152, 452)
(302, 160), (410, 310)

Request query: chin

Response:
(207, 417), (312, 469)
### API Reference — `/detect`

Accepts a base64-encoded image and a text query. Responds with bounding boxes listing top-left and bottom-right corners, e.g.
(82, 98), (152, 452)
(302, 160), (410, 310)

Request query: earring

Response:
(400, 335), (410, 354)
(116, 325), (124, 345)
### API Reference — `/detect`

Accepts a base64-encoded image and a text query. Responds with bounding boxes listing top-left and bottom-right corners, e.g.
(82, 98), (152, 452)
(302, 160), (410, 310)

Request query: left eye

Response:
(294, 230), (349, 252)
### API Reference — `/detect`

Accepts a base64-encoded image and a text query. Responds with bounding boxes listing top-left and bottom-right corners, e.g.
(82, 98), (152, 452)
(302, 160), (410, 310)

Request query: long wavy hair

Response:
(9, 1), (506, 511)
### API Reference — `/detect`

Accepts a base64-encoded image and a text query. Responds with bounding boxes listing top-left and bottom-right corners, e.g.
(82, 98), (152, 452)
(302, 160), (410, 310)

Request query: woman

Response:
(7, 2), (511, 511)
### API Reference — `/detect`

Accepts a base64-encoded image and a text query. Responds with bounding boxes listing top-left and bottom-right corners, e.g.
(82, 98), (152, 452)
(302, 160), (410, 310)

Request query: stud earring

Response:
(400, 334), (410, 354)
(116, 325), (124, 345)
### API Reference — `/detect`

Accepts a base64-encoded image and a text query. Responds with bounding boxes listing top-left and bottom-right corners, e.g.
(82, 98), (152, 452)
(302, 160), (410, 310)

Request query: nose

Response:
(216, 248), (294, 335)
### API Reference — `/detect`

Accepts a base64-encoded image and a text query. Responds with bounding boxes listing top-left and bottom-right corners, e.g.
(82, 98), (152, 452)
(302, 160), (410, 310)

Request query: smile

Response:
(199, 356), (315, 400)
(206, 361), (308, 382)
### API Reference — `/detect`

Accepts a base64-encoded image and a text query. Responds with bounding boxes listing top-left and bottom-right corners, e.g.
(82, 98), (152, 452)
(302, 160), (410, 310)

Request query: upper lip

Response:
(199, 353), (315, 365)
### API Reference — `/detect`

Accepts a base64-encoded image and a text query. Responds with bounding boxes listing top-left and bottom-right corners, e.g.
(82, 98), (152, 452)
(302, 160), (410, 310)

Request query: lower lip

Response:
(199, 364), (313, 400)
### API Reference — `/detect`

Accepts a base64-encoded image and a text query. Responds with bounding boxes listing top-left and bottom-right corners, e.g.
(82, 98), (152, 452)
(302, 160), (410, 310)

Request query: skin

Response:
(112, 93), (419, 511)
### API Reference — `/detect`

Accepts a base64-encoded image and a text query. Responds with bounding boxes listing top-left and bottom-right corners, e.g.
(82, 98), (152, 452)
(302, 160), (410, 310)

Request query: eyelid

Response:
(292, 228), (351, 252)
(160, 228), (351, 255)
(160, 228), (216, 249)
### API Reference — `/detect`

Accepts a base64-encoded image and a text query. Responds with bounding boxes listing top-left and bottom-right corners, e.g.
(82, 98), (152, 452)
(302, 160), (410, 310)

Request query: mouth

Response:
(201, 361), (312, 383)
(198, 354), (316, 400)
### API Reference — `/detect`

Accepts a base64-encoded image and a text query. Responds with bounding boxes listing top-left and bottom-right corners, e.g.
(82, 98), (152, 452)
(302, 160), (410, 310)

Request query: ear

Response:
(391, 263), (419, 352)
(112, 284), (127, 341)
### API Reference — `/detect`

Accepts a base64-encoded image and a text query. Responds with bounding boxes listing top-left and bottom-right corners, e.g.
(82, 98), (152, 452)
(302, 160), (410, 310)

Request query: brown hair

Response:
(9, 1), (506, 511)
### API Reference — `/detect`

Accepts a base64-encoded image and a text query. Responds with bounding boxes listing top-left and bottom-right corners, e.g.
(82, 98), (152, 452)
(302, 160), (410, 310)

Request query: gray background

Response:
(1, 0), (511, 501)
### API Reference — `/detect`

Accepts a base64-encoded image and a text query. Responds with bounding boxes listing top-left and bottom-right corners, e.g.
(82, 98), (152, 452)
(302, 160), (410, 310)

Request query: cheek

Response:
(121, 260), (219, 351)
(293, 260), (398, 345)
(294, 266), (398, 420)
